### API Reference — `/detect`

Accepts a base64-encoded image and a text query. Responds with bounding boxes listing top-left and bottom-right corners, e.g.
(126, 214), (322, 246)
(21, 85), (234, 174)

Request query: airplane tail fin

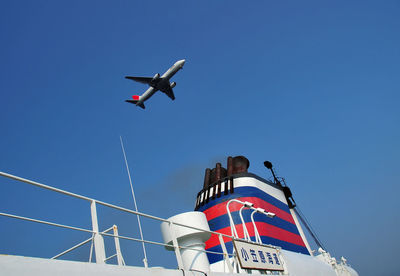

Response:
(125, 97), (146, 109)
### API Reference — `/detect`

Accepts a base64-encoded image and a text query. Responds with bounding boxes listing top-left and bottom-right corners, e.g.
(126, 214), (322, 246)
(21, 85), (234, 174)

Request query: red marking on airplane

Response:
(132, 95), (140, 100)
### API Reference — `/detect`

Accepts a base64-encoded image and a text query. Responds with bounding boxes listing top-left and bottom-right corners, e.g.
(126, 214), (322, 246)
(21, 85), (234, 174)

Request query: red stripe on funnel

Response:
(203, 197), (295, 224)
(204, 221), (306, 249)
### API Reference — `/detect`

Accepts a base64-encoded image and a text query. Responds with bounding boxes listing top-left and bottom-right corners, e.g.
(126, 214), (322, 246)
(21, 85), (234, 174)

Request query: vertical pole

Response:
(90, 200), (106, 264)
(216, 163), (222, 198)
(88, 234), (94, 262)
(226, 200), (239, 238)
(250, 211), (262, 244)
(218, 234), (233, 273)
(113, 225), (125, 266)
(226, 156), (233, 195)
(120, 136), (148, 267)
(239, 205), (250, 241)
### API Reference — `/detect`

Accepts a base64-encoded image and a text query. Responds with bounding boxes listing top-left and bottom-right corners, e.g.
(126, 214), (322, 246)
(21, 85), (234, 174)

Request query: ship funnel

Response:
(195, 155), (313, 271)
(161, 212), (211, 272)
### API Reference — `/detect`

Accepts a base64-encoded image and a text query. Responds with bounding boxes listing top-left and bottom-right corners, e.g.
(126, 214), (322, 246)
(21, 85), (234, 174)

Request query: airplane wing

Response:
(161, 87), (175, 100)
(125, 76), (153, 85)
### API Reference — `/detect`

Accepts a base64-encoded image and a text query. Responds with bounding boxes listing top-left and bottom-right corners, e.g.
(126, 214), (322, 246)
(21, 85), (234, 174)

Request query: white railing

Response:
(0, 171), (242, 271)
(50, 225), (125, 265)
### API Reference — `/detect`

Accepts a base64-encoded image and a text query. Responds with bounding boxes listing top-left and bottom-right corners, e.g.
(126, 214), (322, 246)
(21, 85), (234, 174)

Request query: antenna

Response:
(120, 136), (148, 268)
(263, 160), (326, 251)
(263, 161), (281, 186)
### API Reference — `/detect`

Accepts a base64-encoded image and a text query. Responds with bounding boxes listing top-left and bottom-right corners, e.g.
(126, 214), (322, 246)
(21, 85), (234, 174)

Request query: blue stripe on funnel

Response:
(207, 209), (300, 236)
(198, 186), (290, 215)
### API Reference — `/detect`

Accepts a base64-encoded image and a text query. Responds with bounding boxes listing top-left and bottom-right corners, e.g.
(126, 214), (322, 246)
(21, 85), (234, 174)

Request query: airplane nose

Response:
(177, 59), (185, 66)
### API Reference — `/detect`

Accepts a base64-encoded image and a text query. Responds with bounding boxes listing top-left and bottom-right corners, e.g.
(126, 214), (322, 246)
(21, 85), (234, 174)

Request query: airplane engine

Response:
(170, 82), (176, 88)
(153, 73), (160, 81)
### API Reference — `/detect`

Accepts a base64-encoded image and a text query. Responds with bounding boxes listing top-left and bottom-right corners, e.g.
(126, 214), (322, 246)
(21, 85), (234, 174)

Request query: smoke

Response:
(136, 164), (201, 217)
(141, 156), (228, 217)
(165, 155), (229, 193)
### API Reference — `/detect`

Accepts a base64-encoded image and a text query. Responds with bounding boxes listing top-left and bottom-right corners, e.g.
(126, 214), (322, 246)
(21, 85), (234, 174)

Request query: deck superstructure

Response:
(0, 162), (358, 276)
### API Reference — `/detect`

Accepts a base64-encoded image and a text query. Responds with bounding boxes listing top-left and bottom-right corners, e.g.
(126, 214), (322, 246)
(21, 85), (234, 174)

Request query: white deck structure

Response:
(0, 171), (358, 276)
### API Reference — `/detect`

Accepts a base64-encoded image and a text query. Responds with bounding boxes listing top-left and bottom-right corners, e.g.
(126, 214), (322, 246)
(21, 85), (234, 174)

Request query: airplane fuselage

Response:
(129, 60), (185, 106)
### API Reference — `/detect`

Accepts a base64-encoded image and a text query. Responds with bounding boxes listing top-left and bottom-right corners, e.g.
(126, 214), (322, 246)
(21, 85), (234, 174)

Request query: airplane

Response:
(125, 59), (185, 109)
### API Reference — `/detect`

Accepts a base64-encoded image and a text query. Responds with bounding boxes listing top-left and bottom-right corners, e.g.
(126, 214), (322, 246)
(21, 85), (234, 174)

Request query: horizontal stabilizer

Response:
(125, 100), (146, 109)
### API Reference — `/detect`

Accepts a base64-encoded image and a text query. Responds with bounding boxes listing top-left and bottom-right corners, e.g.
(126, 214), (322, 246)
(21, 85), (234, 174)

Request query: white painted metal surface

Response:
(0, 255), (196, 276)
(289, 208), (314, 256)
(161, 212), (211, 272)
(280, 250), (337, 276)
(90, 200), (106, 264)
(112, 225), (125, 266)
(234, 177), (287, 204)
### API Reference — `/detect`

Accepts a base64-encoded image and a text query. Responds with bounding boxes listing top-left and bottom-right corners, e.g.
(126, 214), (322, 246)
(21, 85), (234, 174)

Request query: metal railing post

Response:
(112, 225), (125, 266)
(218, 233), (233, 273)
(226, 200), (239, 238)
(89, 234), (94, 262)
(90, 200), (106, 264)
(250, 210), (262, 244)
(226, 199), (253, 239)
(238, 205), (251, 241)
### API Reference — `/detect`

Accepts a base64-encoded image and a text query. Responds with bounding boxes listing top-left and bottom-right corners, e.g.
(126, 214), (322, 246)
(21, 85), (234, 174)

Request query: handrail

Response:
(0, 172), (93, 201)
(1, 171), (247, 268)
(0, 211), (233, 256)
(0, 171), (241, 240)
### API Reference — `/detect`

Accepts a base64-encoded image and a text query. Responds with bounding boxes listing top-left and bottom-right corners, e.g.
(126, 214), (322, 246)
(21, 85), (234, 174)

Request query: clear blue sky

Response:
(0, 1), (399, 275)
